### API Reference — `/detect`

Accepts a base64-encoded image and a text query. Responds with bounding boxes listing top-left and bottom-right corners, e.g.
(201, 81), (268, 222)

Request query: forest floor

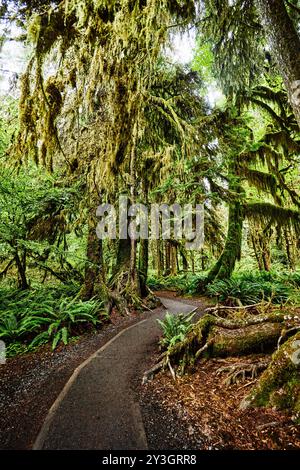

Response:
(139, 294), (300, 450)
(0, 291), (299, 450)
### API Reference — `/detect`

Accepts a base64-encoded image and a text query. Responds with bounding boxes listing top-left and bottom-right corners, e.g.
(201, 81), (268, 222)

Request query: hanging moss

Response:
(15, 0), (198, 191)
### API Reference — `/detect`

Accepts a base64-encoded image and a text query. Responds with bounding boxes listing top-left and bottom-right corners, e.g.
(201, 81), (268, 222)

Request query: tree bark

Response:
(180, 245), (189, 272)
(15, 251), (29, 290)
(81, 212), (104, 300)
(256, 0), (300, 129)
(156, 311), (295, 376)
(114, 238), (131, 277)
(170, 243), (177, 276)
(139, 238), (149, 297)
(251, 233), (264, 271)
(206, 201), (243, 282)
(164, 241), (171, 276)
(284, 227), (296, 270)
(156, 240), (164, 277)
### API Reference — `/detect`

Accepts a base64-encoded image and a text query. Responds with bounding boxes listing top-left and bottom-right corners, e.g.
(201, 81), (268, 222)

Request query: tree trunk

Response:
(261, 237), (271, 271)
(170, 243), (177, 276)
(191, 251), (195, 274)
(206, 201), (243, 283)
(151, 241), (156, 270)
(256, 0), (300, 129)
(164, 241), (171, 276)
(180, 245), (189, 272)
(156, 240), (163, 277)
(284, 228), (296, 270)
(129, 121), (141, 296)
(157, 311), (294, 376)
(15, 251), (29, 290)
(251, 234), (264, 271)
(113, 238), (131, 279)
(139, 238), (149, 298)
(81, 212), (104, 300)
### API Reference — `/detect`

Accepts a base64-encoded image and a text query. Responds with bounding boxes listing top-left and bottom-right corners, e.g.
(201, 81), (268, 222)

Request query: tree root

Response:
(142, 358), (166, 384)
(216, 360), (270, 386)
(205, 299), (272, 318)
(143, 309), (300, 385)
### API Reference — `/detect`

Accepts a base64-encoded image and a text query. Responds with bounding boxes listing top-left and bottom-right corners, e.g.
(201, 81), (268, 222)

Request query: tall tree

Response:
(255, 0), (300, 128)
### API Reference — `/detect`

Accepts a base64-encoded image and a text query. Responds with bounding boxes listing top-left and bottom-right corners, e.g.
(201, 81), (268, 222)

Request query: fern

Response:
(157, 311), (195, 349)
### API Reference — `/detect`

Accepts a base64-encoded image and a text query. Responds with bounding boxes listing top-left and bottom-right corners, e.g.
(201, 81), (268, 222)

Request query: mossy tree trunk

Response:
(156, 240), (164, 277)
(164, 241), (171, 276)
(179, 244), (189, 272)
(284, 228), (296, 270)
(251, 233), (264, 271)
(206, 201), (244, 283)
(160, 312), (300, 388)
(170, 243), (178, 276)
(81, 209), (104, 300)
(204, 159), (244, 286)
(260, 234), (271, 272)
(241, 332), (300, 415)
(139, 238), (149, 298)
(256, 0), (300, 129)
(112, 238), (131, 281)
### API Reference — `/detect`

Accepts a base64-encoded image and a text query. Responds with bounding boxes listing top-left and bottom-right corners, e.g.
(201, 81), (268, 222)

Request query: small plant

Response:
(157, 311), (195, 349)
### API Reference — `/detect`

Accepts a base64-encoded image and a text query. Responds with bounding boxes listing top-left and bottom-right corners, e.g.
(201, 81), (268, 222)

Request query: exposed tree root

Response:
(142, 359), (166, 384)
(143, 307), (300, 418)
(217, 360), (270, 385)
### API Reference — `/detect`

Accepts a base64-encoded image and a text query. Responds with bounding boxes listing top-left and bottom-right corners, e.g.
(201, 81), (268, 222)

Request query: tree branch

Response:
(285, 0), (300, 15)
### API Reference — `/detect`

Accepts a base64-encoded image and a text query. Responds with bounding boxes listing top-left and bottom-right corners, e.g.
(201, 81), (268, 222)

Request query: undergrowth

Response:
(148, 270), (300, 306)
(0, 283), (107, 357)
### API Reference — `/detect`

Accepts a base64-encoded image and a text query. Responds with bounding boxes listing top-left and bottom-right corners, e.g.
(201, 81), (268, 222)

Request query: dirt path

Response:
(30, 297), (197, 450)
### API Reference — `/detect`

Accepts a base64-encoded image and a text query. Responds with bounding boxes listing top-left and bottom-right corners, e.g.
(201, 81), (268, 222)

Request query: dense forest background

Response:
(0, 0), (300, 422)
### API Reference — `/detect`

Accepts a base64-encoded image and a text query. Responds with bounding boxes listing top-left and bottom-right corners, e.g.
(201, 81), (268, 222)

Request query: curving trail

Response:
(33, 297), (197, 450)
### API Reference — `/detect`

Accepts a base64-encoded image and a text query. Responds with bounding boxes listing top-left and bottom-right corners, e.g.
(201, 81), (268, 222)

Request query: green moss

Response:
(211, 323), (282, 357)
(246, 332), (300, 413)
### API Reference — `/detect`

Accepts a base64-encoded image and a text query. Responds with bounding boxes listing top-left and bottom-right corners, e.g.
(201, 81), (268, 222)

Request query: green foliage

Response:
(148, 273), (205, 294)
(157, 311), (195, 349)
(206, 271), (295, 306)
(0, 165), (82, 288)
(0, 284), (106, 355)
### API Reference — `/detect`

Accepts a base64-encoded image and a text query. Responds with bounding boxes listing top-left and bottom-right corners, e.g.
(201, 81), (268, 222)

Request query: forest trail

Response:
(33, 297), (197, 450)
